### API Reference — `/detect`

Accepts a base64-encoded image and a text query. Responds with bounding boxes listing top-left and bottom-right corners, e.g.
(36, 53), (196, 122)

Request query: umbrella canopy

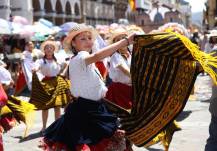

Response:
(12, 16), (30, 25)
(18, 25), (35, 38)
(38, 18), (53, 28)
(33, 22), (53, 35)
(0, 18), (12, 34)
(60, 22), (77, 33)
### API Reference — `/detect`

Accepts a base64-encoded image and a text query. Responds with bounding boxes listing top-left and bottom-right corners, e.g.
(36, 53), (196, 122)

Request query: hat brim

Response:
(108, 32), (128, 44)
(40, 40), (59, 52)
(64, 27), (95, 51)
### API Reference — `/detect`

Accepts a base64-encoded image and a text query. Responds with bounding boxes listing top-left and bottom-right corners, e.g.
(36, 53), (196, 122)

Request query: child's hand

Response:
(126, 33), (136, 45)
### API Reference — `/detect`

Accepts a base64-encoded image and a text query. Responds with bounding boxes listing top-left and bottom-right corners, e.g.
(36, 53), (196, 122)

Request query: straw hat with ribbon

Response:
(64, 23), (96, 51)
(40, 40), (59, 52)
(108, 28), (128, 44)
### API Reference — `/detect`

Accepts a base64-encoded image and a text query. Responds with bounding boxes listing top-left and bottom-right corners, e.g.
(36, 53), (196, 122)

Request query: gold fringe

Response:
(7, 96), (36, 138)
(145, 121), (181, 151)
(171, 32), (217, 85)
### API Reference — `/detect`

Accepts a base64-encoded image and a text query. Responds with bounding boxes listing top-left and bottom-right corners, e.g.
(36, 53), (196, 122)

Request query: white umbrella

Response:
(0, 18), (12, 34)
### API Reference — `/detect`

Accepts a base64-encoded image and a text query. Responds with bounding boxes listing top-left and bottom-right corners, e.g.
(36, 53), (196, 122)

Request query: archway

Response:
(44, 0), (52, 13)
(33, 0), (41, 12)
(32, 0), (42, 22)
(65, 1), (72, 15)
(55, 0), (64, 25)
(56, 0), (63, 14)
(74, 3), (80, 16)
(65, 1), (72, 22)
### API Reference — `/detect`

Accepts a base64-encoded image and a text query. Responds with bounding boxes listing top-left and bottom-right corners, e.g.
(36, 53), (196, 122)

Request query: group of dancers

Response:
(1, 22), (216, 151)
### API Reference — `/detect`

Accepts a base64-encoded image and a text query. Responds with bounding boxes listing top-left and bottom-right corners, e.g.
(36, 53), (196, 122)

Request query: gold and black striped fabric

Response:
(6, 96), (36, 124)
(106, 32), (206, 147)
(0, 96), (36, 129)
(29, 73), (70, 110)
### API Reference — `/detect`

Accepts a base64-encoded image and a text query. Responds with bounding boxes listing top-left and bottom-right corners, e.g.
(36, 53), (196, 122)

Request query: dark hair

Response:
(70, 38), (78, 56)
(43, 54), (57, 64)
(209, 37), (217, 44)
(25, 41), (34, 46)
(71, 46), (78, 56)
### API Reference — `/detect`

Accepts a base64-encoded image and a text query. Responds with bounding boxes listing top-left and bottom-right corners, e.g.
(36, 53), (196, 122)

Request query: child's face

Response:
(114, 34), (128, 52)
(44, 45), (55, 56)
(27, 42), (34, 52)
(72, 31), (93, 52)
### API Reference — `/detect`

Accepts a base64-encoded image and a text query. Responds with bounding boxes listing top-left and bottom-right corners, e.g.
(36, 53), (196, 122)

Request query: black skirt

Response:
(43, 97), (118, 150)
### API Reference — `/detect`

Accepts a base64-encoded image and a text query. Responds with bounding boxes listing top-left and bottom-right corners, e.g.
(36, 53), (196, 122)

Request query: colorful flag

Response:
(129, 0), (136, 11)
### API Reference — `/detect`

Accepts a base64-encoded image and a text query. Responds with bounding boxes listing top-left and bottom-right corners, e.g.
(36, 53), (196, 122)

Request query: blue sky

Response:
(185, 0), (207, 12)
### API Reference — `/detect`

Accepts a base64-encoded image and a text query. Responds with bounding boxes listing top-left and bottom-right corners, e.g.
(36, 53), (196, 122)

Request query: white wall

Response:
(10, 0), (33, 23)
(0, 0), (10, 20)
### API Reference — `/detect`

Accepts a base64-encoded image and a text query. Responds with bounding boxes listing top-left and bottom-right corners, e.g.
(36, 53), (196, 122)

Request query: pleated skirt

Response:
(29, 73), (71, 110)
(43, 97), (119, 151)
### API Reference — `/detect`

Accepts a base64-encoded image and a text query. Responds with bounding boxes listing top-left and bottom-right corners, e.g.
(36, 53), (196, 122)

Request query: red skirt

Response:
(14, 70), (27, 96)
(106, 82), (132, 110)
(0, 132), (3, 151)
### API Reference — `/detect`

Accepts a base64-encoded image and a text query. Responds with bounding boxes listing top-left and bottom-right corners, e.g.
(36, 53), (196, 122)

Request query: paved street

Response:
(3, 74), (213, 151)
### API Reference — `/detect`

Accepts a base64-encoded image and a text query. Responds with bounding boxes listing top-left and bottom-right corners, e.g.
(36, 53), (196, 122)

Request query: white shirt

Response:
(22, 49), (44, 61)
(54, 49), (71, 64)
(22, 50), (40, 71)
(109, 52), (131, 85)
(22, 50), (43, 90)
(212, 44), (217, 51)
(69, 51), (107, 101)
(0, 66), (13, 85)
(0, 60), (6, 67)
(36, 59), (62, 77)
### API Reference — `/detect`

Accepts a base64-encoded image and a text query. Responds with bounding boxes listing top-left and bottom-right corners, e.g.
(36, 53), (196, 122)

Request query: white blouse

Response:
(109, 52), (131, 85)
(69, 51), (107, 101)
(36, 59), (62, 77)
(0, 66), (13, 85)
(22, 50), (43, 90)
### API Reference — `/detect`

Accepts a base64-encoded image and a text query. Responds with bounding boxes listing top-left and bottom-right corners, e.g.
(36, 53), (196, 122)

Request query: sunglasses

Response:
(45, 45), (55, 50)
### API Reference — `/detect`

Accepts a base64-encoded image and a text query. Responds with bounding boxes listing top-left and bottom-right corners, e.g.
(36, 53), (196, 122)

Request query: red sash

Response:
(0, 84), (7, 107)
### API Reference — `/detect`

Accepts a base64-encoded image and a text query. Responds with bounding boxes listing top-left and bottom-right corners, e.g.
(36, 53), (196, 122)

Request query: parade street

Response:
(3, 74), (213, 151)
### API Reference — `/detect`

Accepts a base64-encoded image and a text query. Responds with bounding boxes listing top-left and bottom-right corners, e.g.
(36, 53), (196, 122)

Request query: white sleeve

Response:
(0, 60), (6, 66)
(0, 67), (13, 85)
(34, 59), (43, 70)
(78, 51), (90, 71)
(34, 49), (44, 59)
(110, 53), (124, 68)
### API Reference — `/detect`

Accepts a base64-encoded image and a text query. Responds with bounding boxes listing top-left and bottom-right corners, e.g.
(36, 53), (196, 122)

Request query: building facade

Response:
(130, 0), (191, 33)
(85, 0), (115, 25)
(33, 0), (82, 25)
(0, 0), (33, 22)
(114, 0), (129, 22)
(0, 0), (123, 26)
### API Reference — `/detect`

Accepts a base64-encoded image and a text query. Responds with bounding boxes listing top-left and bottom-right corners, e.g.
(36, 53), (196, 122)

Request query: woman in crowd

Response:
(30, 40), (70, 133)
(14, 41), (44, 96)
(21, 41), (44, 91)
(106, 28), (132, 110)
(39, 23), (135, 151)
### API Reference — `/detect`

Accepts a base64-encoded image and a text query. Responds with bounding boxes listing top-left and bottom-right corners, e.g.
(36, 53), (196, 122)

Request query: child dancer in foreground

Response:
(39, 23), (135, 151)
